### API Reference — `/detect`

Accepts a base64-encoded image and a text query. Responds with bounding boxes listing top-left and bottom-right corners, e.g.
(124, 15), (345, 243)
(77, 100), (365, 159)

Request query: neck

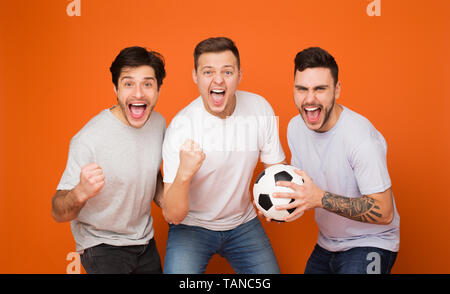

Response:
(110, 104), (130, 126)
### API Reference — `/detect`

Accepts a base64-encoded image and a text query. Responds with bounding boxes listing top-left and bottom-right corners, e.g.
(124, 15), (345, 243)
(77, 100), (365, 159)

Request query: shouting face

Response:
(293, 67), (342, 132)
(112, 65), (160, 128)
(193, 50), (242, 119)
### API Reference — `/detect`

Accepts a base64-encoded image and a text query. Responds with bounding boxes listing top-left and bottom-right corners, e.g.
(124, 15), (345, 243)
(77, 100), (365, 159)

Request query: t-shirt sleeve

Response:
(287, 119), (303, 170)
(162, 116), (188, 184)
(56, 139), (93, 191)
(259, 104), (286, 165)
(351, 134), (391, 195)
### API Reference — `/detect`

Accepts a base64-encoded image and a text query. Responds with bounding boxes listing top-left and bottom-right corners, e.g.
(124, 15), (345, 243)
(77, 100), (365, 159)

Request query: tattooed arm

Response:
(273, 170), (394, 225)
(321, 189), (394, 224)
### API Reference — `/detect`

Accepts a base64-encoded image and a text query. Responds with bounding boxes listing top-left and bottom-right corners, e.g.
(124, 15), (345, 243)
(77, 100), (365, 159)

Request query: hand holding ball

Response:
(253, 164), (304, 222)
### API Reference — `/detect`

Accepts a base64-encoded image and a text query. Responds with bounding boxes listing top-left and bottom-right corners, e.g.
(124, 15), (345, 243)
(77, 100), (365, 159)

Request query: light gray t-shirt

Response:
(57, 109), (165, 253)
(287, 106), (400, 252)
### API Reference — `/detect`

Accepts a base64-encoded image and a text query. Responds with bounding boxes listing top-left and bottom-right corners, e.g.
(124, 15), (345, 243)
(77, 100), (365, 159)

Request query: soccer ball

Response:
(253, 164), (304, 221)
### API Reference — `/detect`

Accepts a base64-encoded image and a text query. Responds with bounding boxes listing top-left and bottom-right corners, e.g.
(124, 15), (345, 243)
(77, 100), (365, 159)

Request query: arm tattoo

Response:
(321, 192), (382, 223)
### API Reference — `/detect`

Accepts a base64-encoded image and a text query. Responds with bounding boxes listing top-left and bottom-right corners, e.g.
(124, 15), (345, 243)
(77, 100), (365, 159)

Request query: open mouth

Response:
(128, 103), (147, 119)
(210, 89), (226, 106)
(303, 106), (321, 123)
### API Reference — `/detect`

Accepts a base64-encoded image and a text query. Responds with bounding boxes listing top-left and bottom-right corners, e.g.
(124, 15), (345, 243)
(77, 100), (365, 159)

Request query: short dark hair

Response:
(110, 46), (166, 90)
(294, 47), (339, 85)
(194, 37), (240, 70)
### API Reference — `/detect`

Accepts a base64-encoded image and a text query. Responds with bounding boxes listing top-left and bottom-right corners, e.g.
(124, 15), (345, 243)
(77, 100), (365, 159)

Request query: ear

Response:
(113, 84), (118, 95)
(334, 81), (341, 99)
(238, 69), (243, 84)
(192, 68), (198, 84)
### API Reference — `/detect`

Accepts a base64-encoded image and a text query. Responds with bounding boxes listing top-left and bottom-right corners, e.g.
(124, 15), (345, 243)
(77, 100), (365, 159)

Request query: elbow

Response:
(51, 211), (66, 223)
(51, 206), (72, 223)
(168, 219), (182, 225)
(161, 193), (189, 225)
(162, 207), (187, 225)
(51, 203), (63, 222)
(164, 213), (185, 226)
(378, 210), (394, 225)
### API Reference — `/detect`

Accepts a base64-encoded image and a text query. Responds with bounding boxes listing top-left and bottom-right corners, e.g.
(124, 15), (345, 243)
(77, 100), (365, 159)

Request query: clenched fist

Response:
(75, 163), (105, 203)
(178, 139), (205, 181)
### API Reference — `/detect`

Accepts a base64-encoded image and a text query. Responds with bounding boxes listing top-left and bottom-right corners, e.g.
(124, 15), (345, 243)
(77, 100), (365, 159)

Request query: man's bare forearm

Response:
(51, 188), (84, 223)
(321, 192), (385, 224)
(162, 173), (191, 225)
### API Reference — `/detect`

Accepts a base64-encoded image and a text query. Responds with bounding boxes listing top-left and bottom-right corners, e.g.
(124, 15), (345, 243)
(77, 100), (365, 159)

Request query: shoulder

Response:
(150, 110), (164, 122)
(288, 114), (303, 128)
(342, 106), (373, 129)
(237, 90), (265, 101)
(71, 109), (110, 144)
(149, 110), (166, 129)
(341, 106), (380, 136)
(169, 97), (203, 123)
(164, 97), (202, 140)
(287, 114), (304, 135)
(237, 90), (272, 106)
(237, 90), (275, 114)
(340, 106), (387, 151)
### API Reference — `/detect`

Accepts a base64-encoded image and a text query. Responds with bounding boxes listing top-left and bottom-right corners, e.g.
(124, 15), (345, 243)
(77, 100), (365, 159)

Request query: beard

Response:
(299, 96), (336, 133)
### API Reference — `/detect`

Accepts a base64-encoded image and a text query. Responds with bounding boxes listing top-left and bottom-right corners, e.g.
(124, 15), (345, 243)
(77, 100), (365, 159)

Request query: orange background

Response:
(1, 0), (449, 274)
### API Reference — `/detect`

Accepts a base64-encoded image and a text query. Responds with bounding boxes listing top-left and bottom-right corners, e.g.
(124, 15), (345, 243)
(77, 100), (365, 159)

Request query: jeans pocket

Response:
(80, 247), (99, 274)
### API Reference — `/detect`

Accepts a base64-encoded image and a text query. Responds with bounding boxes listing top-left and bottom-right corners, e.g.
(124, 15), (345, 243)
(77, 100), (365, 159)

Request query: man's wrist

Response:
(71, 185), (89, 207)
(317, 189), (326, 209)
(176, 168), (194, 183)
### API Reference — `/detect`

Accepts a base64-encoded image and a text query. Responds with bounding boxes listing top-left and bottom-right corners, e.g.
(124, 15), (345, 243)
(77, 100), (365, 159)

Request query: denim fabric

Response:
(304, 244), (397, 274)
(164, 217), (280, 274)
(80, 238), (162, 274)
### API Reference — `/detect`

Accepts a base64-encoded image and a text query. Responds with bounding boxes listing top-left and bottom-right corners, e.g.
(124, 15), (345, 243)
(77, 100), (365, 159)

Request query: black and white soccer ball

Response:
(253, 164), (304, 221)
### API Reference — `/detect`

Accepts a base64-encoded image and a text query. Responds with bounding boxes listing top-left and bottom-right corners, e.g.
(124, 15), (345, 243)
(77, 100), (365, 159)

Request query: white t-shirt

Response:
(287, 106), (400, 252)
(57, 109), (166, 252)
(162, 90), (285, 231)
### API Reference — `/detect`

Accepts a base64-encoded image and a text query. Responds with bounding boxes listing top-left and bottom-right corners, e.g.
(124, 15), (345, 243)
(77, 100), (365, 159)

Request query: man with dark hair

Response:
(161, 37), (285, 273)
(268, 47), (400, 274)
(51, 46), (166, 274)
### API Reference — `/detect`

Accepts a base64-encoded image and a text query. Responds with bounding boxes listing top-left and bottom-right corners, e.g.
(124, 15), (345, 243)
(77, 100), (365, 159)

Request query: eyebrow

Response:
(295, 84), (329, 89)
(120, 76), (156, 81)
(200, 65), (234, 70)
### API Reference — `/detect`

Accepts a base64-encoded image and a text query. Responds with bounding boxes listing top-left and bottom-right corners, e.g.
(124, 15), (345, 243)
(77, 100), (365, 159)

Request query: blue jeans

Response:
(164, 217), (280, 274)
(304, 244), (397, 274)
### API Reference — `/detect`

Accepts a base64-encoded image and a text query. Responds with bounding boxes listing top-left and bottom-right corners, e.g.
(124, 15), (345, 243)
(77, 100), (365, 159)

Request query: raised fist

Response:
(178, 139), (206, 181)
(75, 163), (105, 203)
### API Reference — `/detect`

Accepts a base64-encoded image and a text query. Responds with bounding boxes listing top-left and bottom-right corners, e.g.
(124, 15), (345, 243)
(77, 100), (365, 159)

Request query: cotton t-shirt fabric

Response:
(162, 90), (286, 231)
(287, 106), (400, 252)
(57, 109), (166, 253)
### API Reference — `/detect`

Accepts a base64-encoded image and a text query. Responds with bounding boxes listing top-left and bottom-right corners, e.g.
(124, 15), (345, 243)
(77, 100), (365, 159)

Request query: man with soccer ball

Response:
(275, 47), (400, 274)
